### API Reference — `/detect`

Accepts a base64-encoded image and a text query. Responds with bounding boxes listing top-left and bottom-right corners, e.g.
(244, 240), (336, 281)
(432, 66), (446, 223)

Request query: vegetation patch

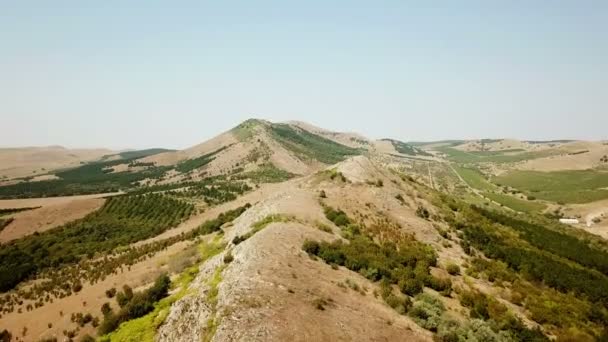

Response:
(202, 265), (226, 342)
(0, 217), (13, 232)
(482, 191), (546, 213)
(437, 146), (559, 164)
(382, 139), (431, 156)
(131, 175), (252, 205)
(268, 123), (361, 164)
(0, 157), (172, 199)
(175, 146), (230, 174)
(232, 214), (296, 244)
(98, 274), (171, 336)
(0, 194), (193, 292)
(196, 204), (252, 235)
(0, 203), (249, 318)
(0, 206), (40, 217)
(452, 166), (495, 191)
(444, 198), (608, 315)
(99, 237), (225, 342)
(495, 170), (608, 204)
(233, 163), (295, 183)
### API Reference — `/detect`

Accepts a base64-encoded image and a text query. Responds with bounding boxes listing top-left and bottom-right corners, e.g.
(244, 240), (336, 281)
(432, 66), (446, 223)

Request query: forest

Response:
(175, 146), (229, 173)
(457, 205), (608, 305)
(0, 194), (193, 291)
(269, 123), (361, 164)
(0, 157), (171, 199)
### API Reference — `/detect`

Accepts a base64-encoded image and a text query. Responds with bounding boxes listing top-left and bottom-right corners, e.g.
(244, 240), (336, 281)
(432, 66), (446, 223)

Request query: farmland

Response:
(495, 170), (608, 204)
(452, 166), (495, 191)
(482, 191), (546, 213)
(437, 146), (559, 164)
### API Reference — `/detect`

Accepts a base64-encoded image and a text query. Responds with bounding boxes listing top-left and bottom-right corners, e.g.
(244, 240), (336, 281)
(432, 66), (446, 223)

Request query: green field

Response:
(452, 166), (495, 191)
(495, 170), (608, 204)
(437, 146), (559, 164)
(482, 191), (546, 213)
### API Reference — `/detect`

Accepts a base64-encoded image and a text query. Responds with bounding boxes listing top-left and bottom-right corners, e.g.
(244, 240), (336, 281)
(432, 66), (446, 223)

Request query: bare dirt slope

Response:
(0, 146), (114, 179)
(0, 196), (106, 242)
(518, 141), (608, 171)
(287, 121), (371, 149)
(159, 181), (434, 342)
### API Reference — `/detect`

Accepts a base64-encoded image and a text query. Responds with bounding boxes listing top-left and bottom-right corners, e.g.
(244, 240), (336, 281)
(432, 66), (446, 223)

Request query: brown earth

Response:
(0, 146), (114, 179)
(0, 196), (106, 242)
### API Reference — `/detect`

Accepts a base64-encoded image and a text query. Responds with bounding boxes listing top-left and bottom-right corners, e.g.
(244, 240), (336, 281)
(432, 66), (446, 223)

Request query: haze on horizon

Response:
(1, 1), (607, 150)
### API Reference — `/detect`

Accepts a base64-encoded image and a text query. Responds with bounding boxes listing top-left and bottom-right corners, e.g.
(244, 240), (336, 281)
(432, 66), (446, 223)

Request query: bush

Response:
(302, 240), (321, 255)
(105, 288), (117, 298)
(400, 278), (424, 296)
(223, 251), (234, 264)
(319, 190), (327, 198)
(0, 330), (11, 342)
(98, 274), (170, 335)
(101, 302), (112, 316)
(80, 335), (95, 342)
(72, 282), (83, 293)
(408, 293), (445, 331)
(446, 263), (460, 276)
(428, 276), (452, 295)
(416, 206), (430, 219)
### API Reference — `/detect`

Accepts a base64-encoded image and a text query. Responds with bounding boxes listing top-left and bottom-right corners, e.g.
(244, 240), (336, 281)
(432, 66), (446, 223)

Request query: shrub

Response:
(80, 335), (95, 342)
(0, 330), (11, 342)
(408, 293), (445, 331)
(72, 282), (83, 293)
(223, 251), (234, 264)
(101, 302), (112, 316)
(98, 274), (170, 335)
(446, 263), (460, 276)
(416, 206), (430, 219)
(302, 240), (321, 255)
(428, 276), (452, 295)
(319, 190), (327, 198)
(105, 288), (117, 298)
(400, 278), (424, 296)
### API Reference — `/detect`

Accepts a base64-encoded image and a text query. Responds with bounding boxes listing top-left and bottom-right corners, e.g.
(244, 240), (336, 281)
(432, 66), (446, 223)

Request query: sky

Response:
(1, 1), (607, 150)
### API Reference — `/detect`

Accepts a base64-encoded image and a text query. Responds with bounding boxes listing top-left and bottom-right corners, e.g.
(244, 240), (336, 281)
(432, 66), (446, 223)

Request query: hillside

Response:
(0, 123), (608, 342)
(0, 146), (116, 180)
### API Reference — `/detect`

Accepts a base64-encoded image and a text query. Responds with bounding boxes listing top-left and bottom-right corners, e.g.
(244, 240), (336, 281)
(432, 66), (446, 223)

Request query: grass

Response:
(482, 192), (546, 213)
(382, 139), (431, 156)
(452, 166), (495, 191)
(231, 118), (264, 141)
(202, 265), (226, 342)
(233, 163), (295, 183)
(199, 235), (227, 261)
(495, 170), (608, 204)
(437, 146), (559, 164)
(100, 238), (225, 342)
(232, 214), (296, 244)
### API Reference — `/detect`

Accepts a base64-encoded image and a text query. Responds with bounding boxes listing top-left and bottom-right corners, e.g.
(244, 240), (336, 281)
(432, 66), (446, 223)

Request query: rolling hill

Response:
(0, 121), (608, 342)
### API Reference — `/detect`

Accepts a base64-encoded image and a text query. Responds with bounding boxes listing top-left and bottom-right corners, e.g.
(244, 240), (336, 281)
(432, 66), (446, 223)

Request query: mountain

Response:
(0, 120), (607, 342)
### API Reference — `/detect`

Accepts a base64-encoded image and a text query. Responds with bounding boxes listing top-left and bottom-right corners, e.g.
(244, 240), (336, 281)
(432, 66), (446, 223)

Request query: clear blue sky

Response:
(2, 1), (607, 149)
